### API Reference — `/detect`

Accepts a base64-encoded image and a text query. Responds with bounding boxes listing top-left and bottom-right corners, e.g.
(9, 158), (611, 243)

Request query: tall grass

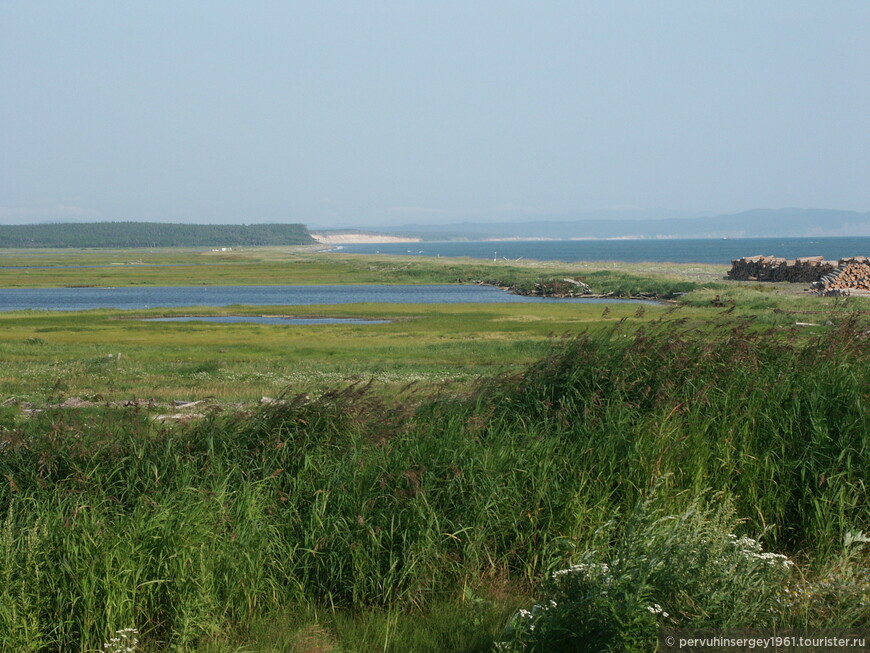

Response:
(0, 316), (866, 650)
(479, 315), (868, 553)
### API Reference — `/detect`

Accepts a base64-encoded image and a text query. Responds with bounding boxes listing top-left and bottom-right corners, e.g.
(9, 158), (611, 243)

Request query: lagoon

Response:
(0, 284), (656, 312)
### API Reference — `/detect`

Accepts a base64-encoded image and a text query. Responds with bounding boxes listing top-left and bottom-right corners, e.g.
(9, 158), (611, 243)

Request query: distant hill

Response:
(372, 208), (870, 240)
(0, 222), (314, 248)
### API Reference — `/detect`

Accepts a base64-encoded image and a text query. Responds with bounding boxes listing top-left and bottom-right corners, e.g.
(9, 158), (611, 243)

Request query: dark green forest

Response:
(0, 222), (314, 248)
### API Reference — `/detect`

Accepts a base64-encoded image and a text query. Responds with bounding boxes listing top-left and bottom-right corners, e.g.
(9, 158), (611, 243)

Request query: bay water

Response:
(335, 236), (869, 264)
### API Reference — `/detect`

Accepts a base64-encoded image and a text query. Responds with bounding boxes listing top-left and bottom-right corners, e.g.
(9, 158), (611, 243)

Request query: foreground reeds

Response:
(1, 316), (867, 651)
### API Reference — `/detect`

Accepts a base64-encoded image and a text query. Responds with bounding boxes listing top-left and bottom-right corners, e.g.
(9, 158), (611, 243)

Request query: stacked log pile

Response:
(726, 255), (837, 282)
(810, 257), (870, 296)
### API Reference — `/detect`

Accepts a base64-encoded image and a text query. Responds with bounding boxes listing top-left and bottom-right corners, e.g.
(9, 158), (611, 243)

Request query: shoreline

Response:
(310, 233), (422, 244)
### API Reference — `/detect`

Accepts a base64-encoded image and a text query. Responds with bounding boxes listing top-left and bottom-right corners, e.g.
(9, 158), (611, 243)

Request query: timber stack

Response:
(810, 257), (870, 296)
(726, 255), (837, 282)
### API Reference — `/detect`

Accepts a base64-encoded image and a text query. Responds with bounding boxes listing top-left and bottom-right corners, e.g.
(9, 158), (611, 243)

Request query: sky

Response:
(1, 2), (869, 228)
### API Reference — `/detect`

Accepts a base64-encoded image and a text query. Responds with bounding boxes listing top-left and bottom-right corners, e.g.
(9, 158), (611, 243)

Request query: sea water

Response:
(336, 236), (870, 264)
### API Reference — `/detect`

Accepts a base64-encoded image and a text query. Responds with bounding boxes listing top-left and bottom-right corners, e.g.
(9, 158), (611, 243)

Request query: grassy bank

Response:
(1, 317), (867, 651)
(0, 246), (719, 297)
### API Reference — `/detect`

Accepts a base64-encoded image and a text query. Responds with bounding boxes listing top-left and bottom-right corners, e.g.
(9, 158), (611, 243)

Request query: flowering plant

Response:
(102, 628), (139, 653)
(499, 491), (795, 652)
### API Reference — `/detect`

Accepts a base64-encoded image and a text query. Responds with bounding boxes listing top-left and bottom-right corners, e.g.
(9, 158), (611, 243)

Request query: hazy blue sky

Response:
(2, 2), (868, 227)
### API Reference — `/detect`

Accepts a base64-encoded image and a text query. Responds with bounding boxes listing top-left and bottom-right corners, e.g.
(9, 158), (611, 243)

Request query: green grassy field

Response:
(0, 248), (868, 652)
(0, 301), (670, 405)
(2, 246), (866, 406)
(0, 245), (721, 289)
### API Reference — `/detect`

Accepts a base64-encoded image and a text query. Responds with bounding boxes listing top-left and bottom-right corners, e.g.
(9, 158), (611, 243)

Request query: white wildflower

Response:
(753, 551), (794, 568)
(647, 603), (670, 618)
(552, 562), (610, 579)
(101, 628), (139, 653)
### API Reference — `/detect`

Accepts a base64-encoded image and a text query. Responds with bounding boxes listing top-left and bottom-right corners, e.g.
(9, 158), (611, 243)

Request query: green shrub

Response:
(499, 490), (795, 652)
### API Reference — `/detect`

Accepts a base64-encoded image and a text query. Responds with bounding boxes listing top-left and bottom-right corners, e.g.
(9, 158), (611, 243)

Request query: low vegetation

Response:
(0, 245), (721, 292)
(0, 301), (666, 404)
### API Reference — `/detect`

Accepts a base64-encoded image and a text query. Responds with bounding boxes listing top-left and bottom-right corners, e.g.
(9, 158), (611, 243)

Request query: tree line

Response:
(0, 222), (314, 248)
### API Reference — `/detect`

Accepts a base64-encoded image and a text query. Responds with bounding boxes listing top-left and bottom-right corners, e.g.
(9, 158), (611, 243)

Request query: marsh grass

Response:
(0, 315), (867, 651)
(196, 594), (519, 653)
(4, 247), (865, 407)
(0, 302), (665, 403)
(3, 297), (862, 406)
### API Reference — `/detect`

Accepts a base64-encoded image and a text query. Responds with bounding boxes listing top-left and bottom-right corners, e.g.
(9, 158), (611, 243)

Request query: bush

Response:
(499, 489), (795, 652)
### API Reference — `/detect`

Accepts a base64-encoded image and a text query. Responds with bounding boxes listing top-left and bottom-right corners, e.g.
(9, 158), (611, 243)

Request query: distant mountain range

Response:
(362, 209), (870, 241)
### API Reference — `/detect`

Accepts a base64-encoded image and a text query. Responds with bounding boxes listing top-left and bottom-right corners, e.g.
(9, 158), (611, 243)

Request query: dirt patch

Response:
(289, 624), (340, 653)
